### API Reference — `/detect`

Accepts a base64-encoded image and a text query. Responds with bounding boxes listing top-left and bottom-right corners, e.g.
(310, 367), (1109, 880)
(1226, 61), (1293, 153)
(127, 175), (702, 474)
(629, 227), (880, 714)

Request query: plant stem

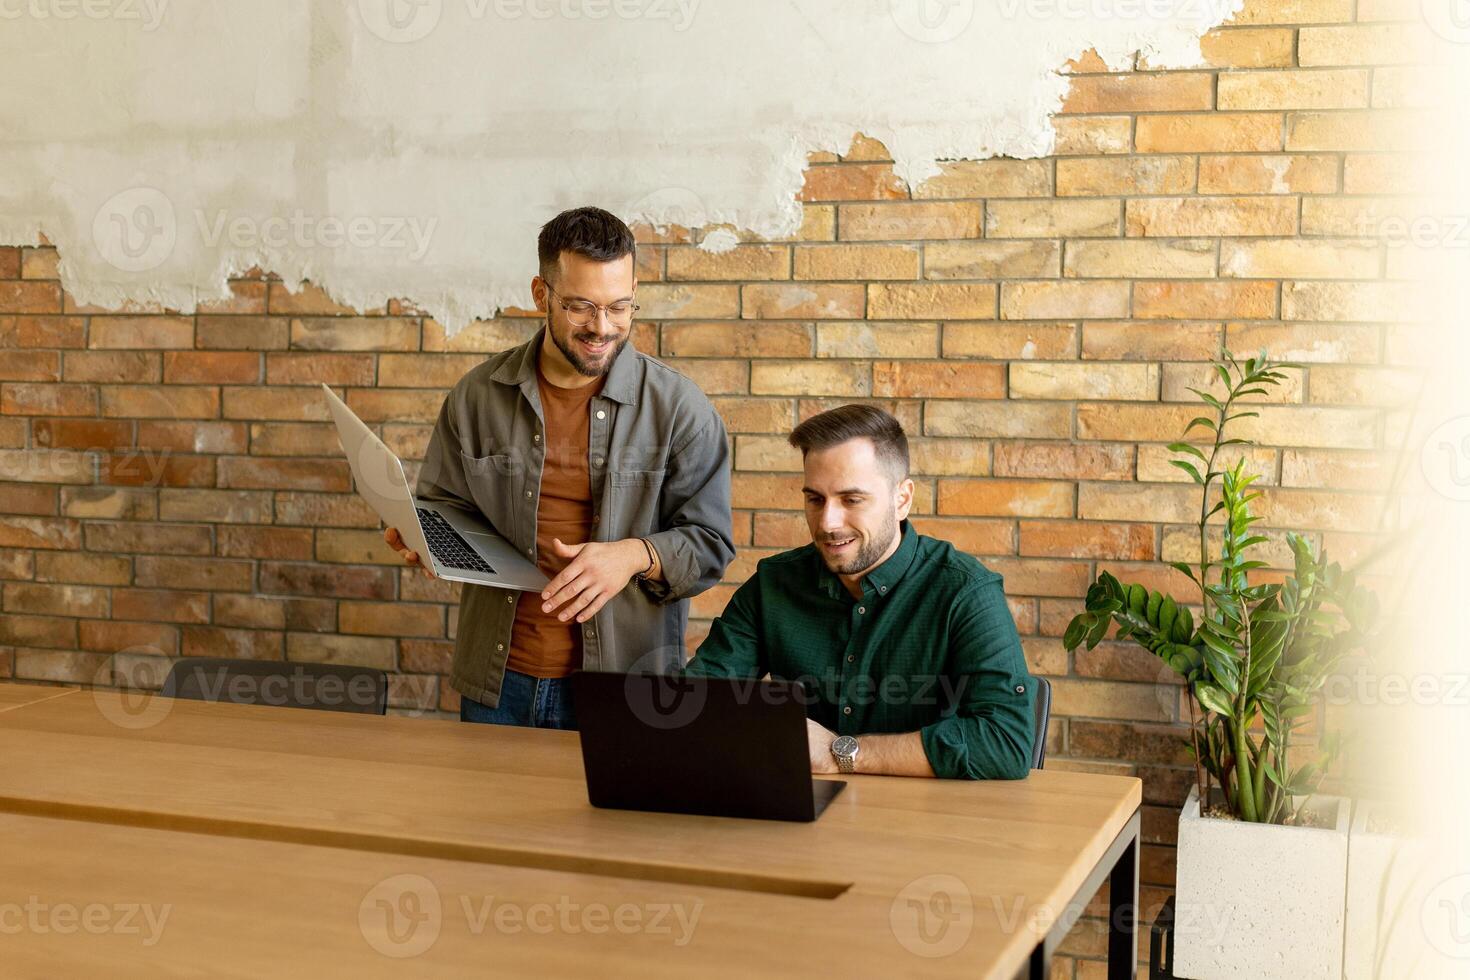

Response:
(1186, 691), (1205, 807)
(1232, 719), (1259, 822)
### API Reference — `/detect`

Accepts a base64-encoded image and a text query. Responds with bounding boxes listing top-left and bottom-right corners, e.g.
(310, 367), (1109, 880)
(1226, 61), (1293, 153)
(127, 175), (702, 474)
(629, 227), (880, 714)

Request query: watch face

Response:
(831, 735), (859, 758)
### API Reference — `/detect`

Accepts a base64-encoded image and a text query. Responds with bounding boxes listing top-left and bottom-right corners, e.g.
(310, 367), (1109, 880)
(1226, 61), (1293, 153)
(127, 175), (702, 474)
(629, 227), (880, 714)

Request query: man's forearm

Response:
(852, 732), (936, 778)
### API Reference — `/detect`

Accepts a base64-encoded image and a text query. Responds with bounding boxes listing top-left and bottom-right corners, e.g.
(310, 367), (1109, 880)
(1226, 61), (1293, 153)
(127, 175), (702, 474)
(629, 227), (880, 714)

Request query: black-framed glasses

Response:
(545, 284), (639, 328)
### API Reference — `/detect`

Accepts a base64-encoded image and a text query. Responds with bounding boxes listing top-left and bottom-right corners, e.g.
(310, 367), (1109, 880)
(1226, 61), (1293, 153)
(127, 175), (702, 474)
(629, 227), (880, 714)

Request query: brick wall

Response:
(0, 0), (1426, 972)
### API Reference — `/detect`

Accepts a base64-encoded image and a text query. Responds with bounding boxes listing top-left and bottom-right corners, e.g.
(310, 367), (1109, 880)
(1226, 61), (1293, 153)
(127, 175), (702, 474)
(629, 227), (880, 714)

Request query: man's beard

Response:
(549, 319), (628, 377)
(819, 510), (898, 577)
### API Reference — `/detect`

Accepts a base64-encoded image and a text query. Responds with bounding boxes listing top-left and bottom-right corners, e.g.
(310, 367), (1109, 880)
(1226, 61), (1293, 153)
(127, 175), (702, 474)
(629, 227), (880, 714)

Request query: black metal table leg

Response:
(1015, 808), (1142, 980)
(1108, 825), (1139, 980)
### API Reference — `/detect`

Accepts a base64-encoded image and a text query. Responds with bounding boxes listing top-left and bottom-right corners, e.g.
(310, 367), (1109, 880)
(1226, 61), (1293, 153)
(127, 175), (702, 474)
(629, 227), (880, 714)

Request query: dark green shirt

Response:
(684, 521), (1035, 780)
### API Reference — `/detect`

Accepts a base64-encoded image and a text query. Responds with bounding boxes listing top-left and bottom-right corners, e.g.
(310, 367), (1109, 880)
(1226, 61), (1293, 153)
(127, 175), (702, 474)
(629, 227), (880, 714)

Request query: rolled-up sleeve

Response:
(638, 411), (735, 605)
(919, 579), (1035, 780)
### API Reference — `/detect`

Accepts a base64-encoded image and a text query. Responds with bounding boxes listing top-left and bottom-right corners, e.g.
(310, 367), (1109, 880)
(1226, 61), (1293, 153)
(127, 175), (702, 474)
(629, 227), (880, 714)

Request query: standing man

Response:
(387, 206), (734, 729)
(684, 405), (1035, 779)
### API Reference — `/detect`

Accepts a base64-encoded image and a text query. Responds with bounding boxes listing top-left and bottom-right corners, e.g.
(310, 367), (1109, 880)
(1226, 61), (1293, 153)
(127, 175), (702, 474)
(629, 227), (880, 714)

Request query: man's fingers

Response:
(559, 587), (602, 623)
(575, 591), (614, 623)
(541, 568), (588, 613)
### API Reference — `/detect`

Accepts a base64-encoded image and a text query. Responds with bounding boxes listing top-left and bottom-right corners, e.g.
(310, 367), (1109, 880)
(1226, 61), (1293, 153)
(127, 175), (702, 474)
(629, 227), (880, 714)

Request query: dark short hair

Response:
(789, 404), (910, 483)
(537, 206), (636, 282)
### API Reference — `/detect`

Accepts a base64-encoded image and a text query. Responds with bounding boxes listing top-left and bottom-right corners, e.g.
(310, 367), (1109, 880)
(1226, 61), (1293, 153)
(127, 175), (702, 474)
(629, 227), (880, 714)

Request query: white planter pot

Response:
(1174, 784), (1349, 980)
(1343, 800), (1430, 980)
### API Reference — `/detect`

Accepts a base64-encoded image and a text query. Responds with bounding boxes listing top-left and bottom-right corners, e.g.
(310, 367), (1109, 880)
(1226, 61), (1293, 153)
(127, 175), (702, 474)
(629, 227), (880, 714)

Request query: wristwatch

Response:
(830, 735), (860, 774)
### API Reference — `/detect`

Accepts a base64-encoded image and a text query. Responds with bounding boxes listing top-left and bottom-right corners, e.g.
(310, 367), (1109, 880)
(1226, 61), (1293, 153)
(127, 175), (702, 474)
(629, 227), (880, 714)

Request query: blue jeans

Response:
(459, 667), (578, 730)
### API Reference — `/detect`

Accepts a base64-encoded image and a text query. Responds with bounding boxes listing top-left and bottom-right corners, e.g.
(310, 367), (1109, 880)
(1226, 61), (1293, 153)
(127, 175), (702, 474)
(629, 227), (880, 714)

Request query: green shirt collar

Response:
(817, 519), (920, 600)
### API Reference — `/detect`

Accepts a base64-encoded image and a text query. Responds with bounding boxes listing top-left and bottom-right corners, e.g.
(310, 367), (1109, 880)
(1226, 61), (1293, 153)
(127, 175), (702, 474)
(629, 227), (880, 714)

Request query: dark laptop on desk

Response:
(573, 671), (847, 823)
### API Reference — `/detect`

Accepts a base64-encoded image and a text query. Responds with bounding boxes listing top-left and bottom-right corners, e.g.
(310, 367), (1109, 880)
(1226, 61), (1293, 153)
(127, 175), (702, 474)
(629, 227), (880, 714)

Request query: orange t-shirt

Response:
(505, 365), (607, 678)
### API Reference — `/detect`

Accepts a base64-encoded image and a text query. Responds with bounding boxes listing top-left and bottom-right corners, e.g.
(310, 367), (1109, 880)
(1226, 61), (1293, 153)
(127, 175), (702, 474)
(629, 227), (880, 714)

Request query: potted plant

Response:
(1064, 351), (1379, 980)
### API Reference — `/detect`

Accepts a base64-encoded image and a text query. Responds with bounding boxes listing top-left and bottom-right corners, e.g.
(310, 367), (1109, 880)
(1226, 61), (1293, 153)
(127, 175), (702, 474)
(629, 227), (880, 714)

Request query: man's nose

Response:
(819, 502), (845, 530)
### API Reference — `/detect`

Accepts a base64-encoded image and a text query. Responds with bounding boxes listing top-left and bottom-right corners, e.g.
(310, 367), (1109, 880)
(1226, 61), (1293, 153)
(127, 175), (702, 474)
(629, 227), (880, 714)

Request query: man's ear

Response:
(531, 275), (549, 313)
(895, 477), (915, 521)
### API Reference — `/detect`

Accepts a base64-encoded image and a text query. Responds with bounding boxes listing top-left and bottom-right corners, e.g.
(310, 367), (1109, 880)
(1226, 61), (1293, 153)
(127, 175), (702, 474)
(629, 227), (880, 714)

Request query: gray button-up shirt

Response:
(415, 333), (735, 708)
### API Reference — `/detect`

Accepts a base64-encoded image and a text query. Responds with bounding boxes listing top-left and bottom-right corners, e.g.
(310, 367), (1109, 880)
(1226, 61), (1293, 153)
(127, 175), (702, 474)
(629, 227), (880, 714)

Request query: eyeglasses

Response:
(545, 284), (639, 329)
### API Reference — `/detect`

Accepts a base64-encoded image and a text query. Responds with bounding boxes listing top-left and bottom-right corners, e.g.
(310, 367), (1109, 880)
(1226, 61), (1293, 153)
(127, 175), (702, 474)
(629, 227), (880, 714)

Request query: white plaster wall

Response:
(0, 0), (1237, 333)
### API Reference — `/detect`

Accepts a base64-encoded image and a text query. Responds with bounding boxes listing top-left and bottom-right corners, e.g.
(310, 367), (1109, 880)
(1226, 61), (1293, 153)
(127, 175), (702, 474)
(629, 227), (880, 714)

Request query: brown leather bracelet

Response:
(633, 537), (656, 580)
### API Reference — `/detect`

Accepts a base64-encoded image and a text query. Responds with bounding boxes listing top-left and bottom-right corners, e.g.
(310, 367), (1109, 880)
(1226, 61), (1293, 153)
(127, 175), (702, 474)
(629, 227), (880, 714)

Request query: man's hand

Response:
(806, 717), (838, 774)
(384, 527), (434, 579)
(540, 538), (648, 624)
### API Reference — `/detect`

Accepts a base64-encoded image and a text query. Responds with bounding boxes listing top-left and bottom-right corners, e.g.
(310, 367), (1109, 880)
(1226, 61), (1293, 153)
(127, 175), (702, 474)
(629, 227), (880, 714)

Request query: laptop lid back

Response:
(322, 384), (433, 564)
(574, 671), (822, 822)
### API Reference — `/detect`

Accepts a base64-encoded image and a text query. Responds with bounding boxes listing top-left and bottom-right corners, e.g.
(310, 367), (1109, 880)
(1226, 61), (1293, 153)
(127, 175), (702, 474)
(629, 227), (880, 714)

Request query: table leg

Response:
(1016, 808), (1141, 980)
(1108, 821), (1139, 980)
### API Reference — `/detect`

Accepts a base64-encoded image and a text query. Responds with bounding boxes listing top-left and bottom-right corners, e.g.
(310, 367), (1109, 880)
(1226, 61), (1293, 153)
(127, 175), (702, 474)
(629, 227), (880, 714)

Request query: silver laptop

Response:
(322, 384), (548, 591)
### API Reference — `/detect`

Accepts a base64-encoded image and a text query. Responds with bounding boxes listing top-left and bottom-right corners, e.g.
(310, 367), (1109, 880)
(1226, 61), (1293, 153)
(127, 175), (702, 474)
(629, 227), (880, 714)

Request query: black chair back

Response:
(161, 658), (388, 715)
(1031, 675), (1052, 770)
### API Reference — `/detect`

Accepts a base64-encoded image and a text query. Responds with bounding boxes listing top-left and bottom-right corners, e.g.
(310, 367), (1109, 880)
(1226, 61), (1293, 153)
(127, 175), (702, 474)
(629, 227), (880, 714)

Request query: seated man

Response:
(684, 404), (1035, 780)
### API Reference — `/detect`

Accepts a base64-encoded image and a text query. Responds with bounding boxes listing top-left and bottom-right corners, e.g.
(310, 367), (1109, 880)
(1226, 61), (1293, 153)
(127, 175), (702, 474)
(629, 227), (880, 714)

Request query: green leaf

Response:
(1188, 388), (1225, 411)
(1171, 605), (1195, 644)
(1203, 645), (1241, 695)
(1063, 614), (1091, 651)
(1185, 416), (1218, 434)
(1168, 441), (1207, 461)
(1198, 627), (1239, 659)
(1170, 459), (1204, 484)
(1195, 682), (1233, 716)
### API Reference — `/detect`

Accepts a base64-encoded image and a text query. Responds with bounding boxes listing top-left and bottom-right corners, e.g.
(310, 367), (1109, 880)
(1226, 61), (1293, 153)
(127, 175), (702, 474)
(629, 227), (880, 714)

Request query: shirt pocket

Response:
(459, 451), (524, 540)
(607, 468), (665, 537)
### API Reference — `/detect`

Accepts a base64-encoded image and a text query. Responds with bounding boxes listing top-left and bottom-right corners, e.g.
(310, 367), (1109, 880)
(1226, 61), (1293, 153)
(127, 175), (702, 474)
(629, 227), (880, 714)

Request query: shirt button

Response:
(1016, 685), (1026, 694)
(507, 595), (514, 603)
(584, 626), (594, 638)
(857, 606), (865, 615)
(843, 706), (852, 715)
(533, 434), (541, 443)
(595, 410), (606, 420)
(846, 655), (854, 663)
(496, 643), (504, 651)
(593, 456), (604, 467)
(524, 490), (532, 498)
(879, 586), (887, 594)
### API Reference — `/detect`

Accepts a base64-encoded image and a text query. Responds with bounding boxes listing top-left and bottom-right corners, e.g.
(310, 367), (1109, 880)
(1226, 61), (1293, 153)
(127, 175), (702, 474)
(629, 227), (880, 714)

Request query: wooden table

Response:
(0, 682), (1141, 978)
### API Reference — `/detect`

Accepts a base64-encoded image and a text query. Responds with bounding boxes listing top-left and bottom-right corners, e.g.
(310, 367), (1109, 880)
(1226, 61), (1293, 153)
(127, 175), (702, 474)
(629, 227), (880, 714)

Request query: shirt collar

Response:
(815, 519), (920, 600)
(489, 329), (638, 405)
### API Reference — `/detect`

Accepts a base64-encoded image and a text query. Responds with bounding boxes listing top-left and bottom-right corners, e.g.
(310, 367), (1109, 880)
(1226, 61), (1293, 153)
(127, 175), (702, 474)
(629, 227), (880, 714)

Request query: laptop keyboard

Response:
(416, 508), (496, 574)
